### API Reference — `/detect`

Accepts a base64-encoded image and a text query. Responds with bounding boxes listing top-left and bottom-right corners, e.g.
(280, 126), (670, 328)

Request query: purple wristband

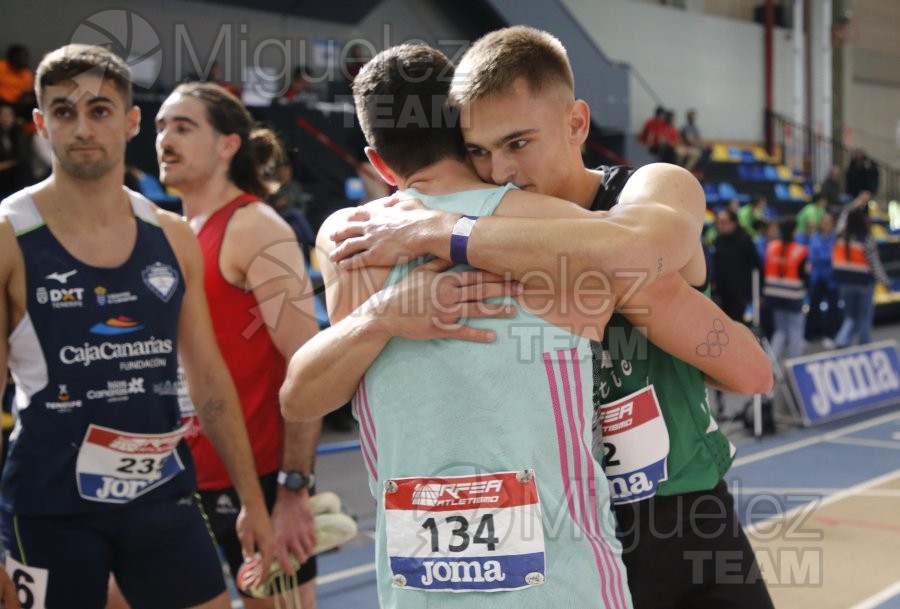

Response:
(450, 215), (479, 266)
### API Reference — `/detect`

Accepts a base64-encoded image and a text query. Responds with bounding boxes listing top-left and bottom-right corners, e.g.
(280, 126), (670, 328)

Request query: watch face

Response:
(281, 471), (313, 491)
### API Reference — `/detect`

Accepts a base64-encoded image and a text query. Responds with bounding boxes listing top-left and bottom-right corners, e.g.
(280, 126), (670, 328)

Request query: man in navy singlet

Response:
(0, 44), (273, 609)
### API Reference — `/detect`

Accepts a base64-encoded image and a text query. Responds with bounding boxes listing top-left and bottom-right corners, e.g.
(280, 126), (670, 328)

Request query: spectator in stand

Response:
(713, 208), (761, 323)
(754, 218), (777, 339)
(266, 158), (316, 257)
(846, 149), (879, 198)
(0, 44), (35, 121)
(278, 66), (323, 106)
(795, 218), (817, 247)
(818, 165), (844, 210)
(639, 105), (665, 151)
(639, 106), (679, 164)
(680, 108), (708, 172)
(752, 218), (770, 262)
(206, 61), (242, 98)
(738, 194), (768, 238)
(764, 218), (810, 361)
(0, 102), (31, 198)
(833, 197), (891, 347)
(796, 193), (828, 241)
(806, 212), (841, 344)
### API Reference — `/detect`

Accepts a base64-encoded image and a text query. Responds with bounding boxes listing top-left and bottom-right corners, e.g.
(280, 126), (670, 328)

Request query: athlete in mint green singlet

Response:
(358, 186), (630, 609)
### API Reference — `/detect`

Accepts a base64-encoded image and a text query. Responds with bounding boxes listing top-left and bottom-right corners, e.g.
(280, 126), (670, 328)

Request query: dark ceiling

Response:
(199, 0), (382, 24)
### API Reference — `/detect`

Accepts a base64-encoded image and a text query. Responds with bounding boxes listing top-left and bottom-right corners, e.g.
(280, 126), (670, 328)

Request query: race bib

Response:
(594, 386), (670, 504)
(384, 471), (545, 592)
(75, 423), (188, 504)
(6, 555), (48, 609)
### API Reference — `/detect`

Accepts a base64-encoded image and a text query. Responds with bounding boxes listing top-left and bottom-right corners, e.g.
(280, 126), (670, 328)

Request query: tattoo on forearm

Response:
(695, 319), (729, 357)
(657, 257), (664, 278)
(199, 398), (226, 423)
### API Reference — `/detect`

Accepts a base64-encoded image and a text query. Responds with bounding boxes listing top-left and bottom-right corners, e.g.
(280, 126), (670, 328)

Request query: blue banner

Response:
(785, 340), (900, 426)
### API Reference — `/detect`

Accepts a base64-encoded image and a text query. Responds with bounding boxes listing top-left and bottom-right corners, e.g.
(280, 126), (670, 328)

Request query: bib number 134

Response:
(422, 514), (499, 553)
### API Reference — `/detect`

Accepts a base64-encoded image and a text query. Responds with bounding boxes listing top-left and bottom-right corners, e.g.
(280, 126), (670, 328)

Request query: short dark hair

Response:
(352, 44), (465, 179)
(450, 26), (574, 107)
(35, 44), (133, 107)
(172, 82), (284, 199)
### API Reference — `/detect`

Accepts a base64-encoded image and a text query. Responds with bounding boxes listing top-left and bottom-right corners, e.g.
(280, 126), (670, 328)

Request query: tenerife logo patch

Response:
(142, 262), (179, 302)
(90, 316), (144, 336)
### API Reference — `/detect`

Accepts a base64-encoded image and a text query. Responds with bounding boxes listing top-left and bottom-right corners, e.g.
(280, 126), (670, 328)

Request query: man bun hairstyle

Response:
(173, 82), (284, 199)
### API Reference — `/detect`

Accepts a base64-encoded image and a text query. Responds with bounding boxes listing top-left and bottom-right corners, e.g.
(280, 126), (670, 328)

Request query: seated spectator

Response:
(738, 195), (768, 238)
(0, 44), (35, 121)
(818, 165), (844, 211)
(0, 102), (31, 198)
(639, 105), (666, 151)
(846, 149), (879, 198)
(679, 108), (708, 171)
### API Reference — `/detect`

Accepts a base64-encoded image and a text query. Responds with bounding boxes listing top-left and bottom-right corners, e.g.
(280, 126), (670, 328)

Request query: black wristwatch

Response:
(277, 470), (315, 492)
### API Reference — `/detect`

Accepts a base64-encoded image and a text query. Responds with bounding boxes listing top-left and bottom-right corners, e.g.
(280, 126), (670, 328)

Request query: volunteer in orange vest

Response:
(763, 217), (810, 360)
(832, 198), (891, 348)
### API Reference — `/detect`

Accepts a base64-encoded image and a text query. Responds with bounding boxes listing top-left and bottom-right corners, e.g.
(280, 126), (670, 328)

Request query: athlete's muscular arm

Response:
(623, 273), (774, 394)
(223, 204), (322, 574)
(330, 164), (706, 288)
(157, 211), (274, 574)
(281, 209), (518, 422)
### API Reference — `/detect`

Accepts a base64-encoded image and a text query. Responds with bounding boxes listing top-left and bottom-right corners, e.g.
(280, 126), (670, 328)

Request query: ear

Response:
(219, 132), (242, 162)
(567, 99), (591, 146)
(126, 105), (141, 141)
(32, 107), (48, 139)
(364, 147), (398, 186)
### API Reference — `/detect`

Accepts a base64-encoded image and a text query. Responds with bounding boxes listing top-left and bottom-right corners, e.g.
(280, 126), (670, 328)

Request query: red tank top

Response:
(188, 193), (285, 490)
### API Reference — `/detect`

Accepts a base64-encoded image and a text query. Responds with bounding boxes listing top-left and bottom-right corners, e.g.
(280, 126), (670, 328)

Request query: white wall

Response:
(560, 0), (797, 142)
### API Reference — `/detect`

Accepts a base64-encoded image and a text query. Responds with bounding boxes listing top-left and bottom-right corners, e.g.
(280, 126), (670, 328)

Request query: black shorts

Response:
(1, 493), (225, 609)
(614, 481), (775, 609)
(199, 471), (317, 593)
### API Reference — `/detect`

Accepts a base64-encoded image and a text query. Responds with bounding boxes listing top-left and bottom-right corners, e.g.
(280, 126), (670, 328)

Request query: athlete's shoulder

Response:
(228, 199), (295, 242)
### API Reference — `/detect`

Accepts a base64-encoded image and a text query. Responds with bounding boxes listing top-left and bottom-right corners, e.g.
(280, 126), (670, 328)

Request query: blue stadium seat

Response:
(703, 182), (721, 203)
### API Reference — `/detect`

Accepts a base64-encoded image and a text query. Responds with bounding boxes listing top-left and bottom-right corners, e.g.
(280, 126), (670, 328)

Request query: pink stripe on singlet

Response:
(544, 350), (626, 609)
(355, 379), (378, 479)
(569, 350), (629, 609)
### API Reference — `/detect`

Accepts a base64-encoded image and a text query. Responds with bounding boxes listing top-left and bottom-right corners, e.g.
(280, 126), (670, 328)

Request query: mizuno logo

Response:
(46, 270), (78, 284)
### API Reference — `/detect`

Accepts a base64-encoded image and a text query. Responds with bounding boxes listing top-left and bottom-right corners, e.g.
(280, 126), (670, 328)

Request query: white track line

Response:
(826, 436), (900, 450)
(847, 580), (900, 609)
(731, 410), (900, 468)
(745, 468), (900, 536)
(317, 562), (377, 586)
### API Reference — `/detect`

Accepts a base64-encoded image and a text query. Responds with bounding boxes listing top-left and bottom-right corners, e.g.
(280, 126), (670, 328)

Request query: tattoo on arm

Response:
(198, 398), (226, 423)
(657, 257), (664, 278)
(695, 319), (729, 357)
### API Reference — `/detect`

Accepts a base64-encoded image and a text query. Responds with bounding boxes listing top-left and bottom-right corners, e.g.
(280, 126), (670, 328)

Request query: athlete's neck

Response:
(554, 167), (604, 209)
(179, 177), (245, 229)
(32, 168), (131, 228)
(399, 159), (486, 196)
